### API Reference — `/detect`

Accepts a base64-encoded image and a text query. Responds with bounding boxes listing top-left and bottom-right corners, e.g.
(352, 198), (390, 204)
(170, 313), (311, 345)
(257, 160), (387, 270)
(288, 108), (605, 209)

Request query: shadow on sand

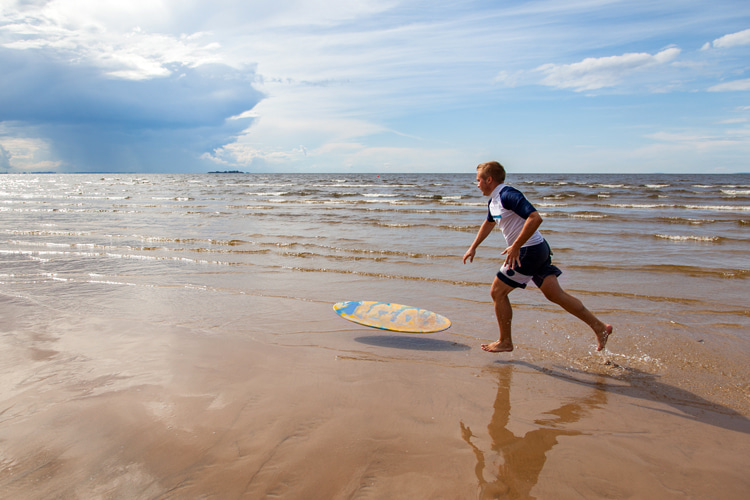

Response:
(501, 360), (750, 435)
(354, 335), (471, 351)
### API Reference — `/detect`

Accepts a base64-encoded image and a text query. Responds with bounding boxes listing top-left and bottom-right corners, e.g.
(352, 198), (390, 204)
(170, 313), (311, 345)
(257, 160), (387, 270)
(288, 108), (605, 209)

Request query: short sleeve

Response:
(499, 186), (536, 218)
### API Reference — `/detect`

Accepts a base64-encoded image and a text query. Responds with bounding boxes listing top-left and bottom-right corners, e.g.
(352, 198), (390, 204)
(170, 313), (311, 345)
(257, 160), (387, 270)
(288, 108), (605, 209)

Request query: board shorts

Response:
(497, 240), (562, 289)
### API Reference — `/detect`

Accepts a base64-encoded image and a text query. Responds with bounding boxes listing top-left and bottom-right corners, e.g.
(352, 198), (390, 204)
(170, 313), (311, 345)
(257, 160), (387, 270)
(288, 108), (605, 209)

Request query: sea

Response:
(1, 172), (749, 411)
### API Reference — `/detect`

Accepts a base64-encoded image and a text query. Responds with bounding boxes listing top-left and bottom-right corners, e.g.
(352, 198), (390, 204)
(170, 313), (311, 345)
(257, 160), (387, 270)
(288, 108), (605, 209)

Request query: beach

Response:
(1, 173), (749, 498)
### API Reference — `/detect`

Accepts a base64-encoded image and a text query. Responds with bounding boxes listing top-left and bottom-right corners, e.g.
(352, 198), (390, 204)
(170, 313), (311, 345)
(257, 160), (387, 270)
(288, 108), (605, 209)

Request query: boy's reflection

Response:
(460, 365), (606, 499)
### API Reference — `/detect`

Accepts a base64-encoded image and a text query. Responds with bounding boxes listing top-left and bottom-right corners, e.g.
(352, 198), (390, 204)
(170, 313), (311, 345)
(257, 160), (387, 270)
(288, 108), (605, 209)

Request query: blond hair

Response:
(476, 161), (506, 184)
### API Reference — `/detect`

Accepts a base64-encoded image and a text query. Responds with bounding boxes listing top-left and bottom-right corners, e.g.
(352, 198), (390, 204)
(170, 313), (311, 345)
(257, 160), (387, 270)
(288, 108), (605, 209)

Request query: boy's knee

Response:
(490, 281), (512, 301)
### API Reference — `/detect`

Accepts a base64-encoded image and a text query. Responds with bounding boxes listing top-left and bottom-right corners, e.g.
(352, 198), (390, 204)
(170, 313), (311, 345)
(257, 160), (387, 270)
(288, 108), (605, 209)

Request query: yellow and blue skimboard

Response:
(333, 300), (451, 333)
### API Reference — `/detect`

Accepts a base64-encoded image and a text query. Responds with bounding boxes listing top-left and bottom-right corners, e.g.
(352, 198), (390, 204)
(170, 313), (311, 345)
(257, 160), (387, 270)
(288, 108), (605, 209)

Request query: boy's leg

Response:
(538, 275), (613, 351)
(482, 277), (515, 352)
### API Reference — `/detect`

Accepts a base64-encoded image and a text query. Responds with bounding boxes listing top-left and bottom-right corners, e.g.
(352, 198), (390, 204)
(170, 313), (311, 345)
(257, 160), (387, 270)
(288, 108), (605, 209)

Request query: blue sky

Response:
(1, 0), (749, 174)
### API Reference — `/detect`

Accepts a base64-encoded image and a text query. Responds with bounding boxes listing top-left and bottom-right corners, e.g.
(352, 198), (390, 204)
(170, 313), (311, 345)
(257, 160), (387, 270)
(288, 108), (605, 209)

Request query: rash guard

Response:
(486, 184), (544, 248)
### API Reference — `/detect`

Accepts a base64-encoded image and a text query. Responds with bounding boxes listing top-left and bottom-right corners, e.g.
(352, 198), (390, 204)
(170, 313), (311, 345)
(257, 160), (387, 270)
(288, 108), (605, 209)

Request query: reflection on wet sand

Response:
(518, 361), (750, 435)
(460, 365), (607, 499)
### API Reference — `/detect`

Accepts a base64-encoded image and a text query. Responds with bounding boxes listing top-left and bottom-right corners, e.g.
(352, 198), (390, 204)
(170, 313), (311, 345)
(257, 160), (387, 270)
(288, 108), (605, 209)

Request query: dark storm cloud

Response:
(0, 47), (262, 172)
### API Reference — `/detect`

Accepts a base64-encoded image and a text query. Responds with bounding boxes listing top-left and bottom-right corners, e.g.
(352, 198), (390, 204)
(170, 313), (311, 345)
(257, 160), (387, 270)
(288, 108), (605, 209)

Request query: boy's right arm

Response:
(463, 220), (495, 264)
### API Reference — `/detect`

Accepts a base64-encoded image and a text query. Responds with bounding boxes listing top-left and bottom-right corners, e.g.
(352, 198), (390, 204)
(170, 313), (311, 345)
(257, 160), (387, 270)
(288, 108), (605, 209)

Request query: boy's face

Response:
(476, 173), (494, 196)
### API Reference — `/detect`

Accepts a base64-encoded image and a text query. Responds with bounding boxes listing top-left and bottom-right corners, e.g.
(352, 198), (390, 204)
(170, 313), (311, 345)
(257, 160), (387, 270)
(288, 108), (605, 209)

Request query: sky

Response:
(1, 0), (749, 174)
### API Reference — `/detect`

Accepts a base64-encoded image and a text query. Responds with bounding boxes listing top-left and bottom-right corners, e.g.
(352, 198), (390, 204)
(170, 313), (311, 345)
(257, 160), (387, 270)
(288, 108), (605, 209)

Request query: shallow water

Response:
(1, 172), (747, 352)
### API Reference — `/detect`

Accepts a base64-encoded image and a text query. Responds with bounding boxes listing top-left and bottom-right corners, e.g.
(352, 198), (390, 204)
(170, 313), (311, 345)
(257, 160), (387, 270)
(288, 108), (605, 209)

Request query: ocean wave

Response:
(568, 263), (748, 279)
(607, 203), (672, 209)
(246, 191), (290, 197)
(654, 234), (722, 243)
(3, 229), (92, 237)
(534, 202), (569, 208)
(375, 222), (418, 228)
(660, 217), (716, 225)
(683, 204), (750, 212)
(606, 203), (750, 212)
(282, 265), (486, 287)
(280, 251), (388, 262)
(133, 236), (252, 246)
(437, 225), (478, 232)
(567, 212), (608, 219)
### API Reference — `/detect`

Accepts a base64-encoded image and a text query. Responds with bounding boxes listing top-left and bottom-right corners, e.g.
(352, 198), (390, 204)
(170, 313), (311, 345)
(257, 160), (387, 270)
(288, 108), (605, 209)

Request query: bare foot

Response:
(596, 325), (613, 351)
(481, 340), (514, 352)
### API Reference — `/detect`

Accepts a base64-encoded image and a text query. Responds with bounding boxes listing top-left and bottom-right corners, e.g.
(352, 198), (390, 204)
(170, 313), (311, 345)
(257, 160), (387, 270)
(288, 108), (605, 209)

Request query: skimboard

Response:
(333, 300), (451, 333)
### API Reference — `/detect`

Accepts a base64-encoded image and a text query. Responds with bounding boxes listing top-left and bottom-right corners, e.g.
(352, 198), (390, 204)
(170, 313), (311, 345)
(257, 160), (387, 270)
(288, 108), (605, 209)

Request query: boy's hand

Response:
(501, 245), (521, 269)
(462, 248), (475, 264)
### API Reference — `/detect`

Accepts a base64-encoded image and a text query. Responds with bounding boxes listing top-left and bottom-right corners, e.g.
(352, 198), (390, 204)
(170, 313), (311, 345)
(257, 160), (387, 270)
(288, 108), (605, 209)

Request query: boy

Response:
(462, 161), (612, 353)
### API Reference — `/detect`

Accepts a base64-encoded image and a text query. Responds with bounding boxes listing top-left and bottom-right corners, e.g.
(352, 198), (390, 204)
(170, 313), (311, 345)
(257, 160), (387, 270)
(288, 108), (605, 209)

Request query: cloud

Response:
(0, 1), (405, 172)
(702, 28), (750, 50)
(708, 78), (750, 92)
(535, 48), (681, 91)
(643, 126), (750, 156)
(0, 47), (262, 172)
(1, 4), (227, 80)
(203, 93), (390, 169)
(0, 1), (266, 172)
(493, 70), (523, 87)
(0, 127), (62, 172)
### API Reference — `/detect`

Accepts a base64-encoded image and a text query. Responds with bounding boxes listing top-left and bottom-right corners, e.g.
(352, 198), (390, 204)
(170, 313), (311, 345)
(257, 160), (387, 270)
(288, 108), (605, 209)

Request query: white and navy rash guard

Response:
(487, 184), (544, 248)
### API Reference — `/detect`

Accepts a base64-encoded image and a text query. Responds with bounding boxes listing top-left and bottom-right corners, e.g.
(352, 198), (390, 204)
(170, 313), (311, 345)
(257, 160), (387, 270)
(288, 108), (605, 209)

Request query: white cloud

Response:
(642, 127), (750, 157)
(0, 4), (227, 81)
(338, 144), (466, 172)
(0, 130), (62, 172)
(493, 70), (524, 87)
(203, 82), (468, 172)
(536, 48), (681, 91)
(708, 78), (750, 92)
(647, 131), (718, 143)
(703, 28), (750, 50)
(240, 0), (396, 28)
(204, 87), (389, 168)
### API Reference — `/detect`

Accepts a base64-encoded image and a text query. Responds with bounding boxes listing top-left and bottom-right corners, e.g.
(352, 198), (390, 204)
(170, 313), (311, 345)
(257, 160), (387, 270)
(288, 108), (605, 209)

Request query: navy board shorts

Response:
(497, 240), (562, 289)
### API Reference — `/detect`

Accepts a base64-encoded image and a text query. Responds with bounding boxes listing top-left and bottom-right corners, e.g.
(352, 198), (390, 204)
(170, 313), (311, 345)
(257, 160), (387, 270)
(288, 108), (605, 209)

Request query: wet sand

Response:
(2, 274), (749, 500)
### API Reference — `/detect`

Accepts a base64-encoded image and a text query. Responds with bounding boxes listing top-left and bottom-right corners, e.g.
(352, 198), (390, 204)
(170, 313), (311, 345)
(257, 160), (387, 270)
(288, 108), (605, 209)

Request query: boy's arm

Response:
(463, 219), (495, 264)
(501, 211), (542, 268)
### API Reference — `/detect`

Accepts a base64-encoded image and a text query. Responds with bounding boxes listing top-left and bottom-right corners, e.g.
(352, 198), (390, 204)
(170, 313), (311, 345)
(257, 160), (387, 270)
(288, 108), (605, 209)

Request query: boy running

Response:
(463, 161), (612, 353)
